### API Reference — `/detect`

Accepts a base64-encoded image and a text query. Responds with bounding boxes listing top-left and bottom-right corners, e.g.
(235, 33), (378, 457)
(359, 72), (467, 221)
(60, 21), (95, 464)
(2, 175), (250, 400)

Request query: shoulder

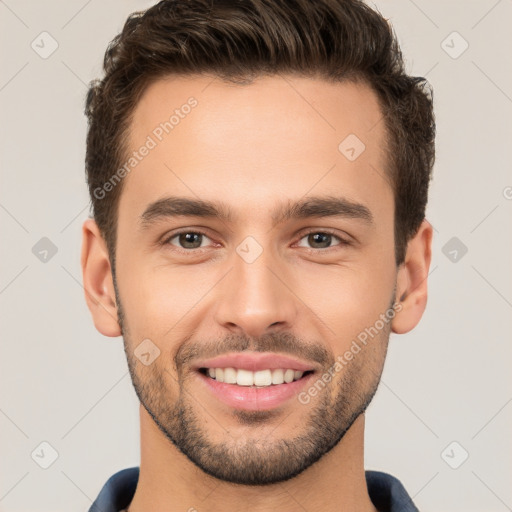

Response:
(88, 467), (140, 512)
(365, 470), (419, 512)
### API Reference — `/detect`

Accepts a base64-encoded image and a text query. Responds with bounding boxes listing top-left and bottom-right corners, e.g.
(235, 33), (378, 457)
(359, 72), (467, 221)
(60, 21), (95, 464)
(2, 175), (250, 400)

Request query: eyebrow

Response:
(139, 195), (374, 229)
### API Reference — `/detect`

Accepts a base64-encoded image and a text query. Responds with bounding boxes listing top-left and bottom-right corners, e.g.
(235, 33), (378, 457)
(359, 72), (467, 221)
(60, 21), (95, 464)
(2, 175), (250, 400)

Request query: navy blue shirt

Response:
(89, 467), (419, 511)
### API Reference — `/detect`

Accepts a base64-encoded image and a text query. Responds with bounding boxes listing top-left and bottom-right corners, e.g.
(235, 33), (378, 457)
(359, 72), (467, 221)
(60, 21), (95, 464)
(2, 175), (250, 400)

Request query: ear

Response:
(81, 218), (121, 337)
(391, 219), (433, 334)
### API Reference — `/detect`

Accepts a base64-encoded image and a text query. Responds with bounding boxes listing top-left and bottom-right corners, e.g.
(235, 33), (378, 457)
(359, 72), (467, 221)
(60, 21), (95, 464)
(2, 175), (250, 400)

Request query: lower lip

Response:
(196, 371), (316, 411)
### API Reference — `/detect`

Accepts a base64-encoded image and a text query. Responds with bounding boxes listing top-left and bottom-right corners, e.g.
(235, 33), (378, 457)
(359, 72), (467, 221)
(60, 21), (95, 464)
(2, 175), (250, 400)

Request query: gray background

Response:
(1, 1), (511, 511)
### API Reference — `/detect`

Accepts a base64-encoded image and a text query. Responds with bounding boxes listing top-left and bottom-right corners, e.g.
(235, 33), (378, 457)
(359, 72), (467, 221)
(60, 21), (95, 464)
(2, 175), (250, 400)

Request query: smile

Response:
(198, 367), (314, 387)
(196, 367), (316, 411)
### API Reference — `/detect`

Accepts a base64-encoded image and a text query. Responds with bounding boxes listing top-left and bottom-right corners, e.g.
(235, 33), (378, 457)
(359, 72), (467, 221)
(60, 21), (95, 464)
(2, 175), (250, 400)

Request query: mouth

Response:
(197, 367), (315, 387)
(195, 367), (317, 411)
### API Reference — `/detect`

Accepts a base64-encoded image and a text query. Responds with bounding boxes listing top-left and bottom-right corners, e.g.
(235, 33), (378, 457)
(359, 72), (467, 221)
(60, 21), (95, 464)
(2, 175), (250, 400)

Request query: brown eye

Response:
(166, 231), (211, 250)
(296, 231), (349, 250)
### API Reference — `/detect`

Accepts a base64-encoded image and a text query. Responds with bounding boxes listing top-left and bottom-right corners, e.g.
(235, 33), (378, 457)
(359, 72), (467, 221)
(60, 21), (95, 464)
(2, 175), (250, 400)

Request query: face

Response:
(97, 74), (402, 485)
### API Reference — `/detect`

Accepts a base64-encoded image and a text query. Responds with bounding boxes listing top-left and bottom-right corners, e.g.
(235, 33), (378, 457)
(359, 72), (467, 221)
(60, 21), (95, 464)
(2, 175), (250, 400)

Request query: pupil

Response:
(309, 233), (330, 248)
(180, 232), (201, 248)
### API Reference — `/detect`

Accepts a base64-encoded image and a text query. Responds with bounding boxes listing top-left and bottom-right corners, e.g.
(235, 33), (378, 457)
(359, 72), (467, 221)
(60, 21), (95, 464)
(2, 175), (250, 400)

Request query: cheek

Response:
(115, 256), (215, 340)
(292, 259), (395, 347)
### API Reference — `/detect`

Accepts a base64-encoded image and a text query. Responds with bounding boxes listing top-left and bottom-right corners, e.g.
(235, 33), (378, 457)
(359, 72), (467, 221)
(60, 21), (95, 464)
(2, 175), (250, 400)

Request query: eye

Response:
(160, 229), (351, 254)
(163, 230), (213, 250)
(296, 230), (350, 250)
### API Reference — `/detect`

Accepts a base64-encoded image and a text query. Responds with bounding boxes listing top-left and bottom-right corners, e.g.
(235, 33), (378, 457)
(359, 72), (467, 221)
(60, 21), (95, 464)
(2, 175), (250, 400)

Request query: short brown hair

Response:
(85, 0), (435, 268)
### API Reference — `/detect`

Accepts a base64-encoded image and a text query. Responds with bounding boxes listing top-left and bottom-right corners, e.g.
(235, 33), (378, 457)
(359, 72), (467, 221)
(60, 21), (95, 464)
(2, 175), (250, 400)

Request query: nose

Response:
(213, 244), (299, 339)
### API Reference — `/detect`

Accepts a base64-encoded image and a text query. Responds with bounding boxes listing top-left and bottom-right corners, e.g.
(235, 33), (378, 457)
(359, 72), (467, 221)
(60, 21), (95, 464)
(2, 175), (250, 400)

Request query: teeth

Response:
(284, 369), (295, 383)
(236, 369), (254, 386)
(271, 369), (284, 384)
(254, 370), (272, 386)
(204, 368), (306, 386)
(224, 367), (237, 384)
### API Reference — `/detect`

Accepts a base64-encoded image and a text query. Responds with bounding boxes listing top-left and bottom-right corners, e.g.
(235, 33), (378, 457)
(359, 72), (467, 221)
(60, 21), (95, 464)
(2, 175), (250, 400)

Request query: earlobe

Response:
(81, 218), (122, 337)
(391, 219), (433, 335)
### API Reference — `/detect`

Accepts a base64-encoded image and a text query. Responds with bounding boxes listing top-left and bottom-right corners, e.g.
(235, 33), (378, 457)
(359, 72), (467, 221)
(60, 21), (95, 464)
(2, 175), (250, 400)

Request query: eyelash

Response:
(160, 228), (352, 255)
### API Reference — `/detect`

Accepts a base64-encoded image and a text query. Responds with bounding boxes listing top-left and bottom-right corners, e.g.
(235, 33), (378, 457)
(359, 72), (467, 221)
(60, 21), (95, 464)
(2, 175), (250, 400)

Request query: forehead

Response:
(120, 74), (391, 225)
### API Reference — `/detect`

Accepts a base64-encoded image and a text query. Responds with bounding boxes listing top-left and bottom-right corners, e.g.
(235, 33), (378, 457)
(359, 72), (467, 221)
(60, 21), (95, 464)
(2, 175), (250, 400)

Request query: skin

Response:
(81, 74), (432, 512)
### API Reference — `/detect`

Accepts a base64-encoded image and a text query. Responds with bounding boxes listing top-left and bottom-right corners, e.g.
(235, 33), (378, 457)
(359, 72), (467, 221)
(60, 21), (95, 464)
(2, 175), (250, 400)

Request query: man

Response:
(81, 0), (435, 510)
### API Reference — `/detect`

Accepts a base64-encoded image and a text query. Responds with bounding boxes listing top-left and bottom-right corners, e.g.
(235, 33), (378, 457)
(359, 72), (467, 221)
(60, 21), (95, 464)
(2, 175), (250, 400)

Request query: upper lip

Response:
(193, 352), (318, 372)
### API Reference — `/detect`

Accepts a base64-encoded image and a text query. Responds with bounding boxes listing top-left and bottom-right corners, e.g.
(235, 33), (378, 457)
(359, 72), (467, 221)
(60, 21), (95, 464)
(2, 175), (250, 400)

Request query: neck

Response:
(127, 406), (378, 512)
